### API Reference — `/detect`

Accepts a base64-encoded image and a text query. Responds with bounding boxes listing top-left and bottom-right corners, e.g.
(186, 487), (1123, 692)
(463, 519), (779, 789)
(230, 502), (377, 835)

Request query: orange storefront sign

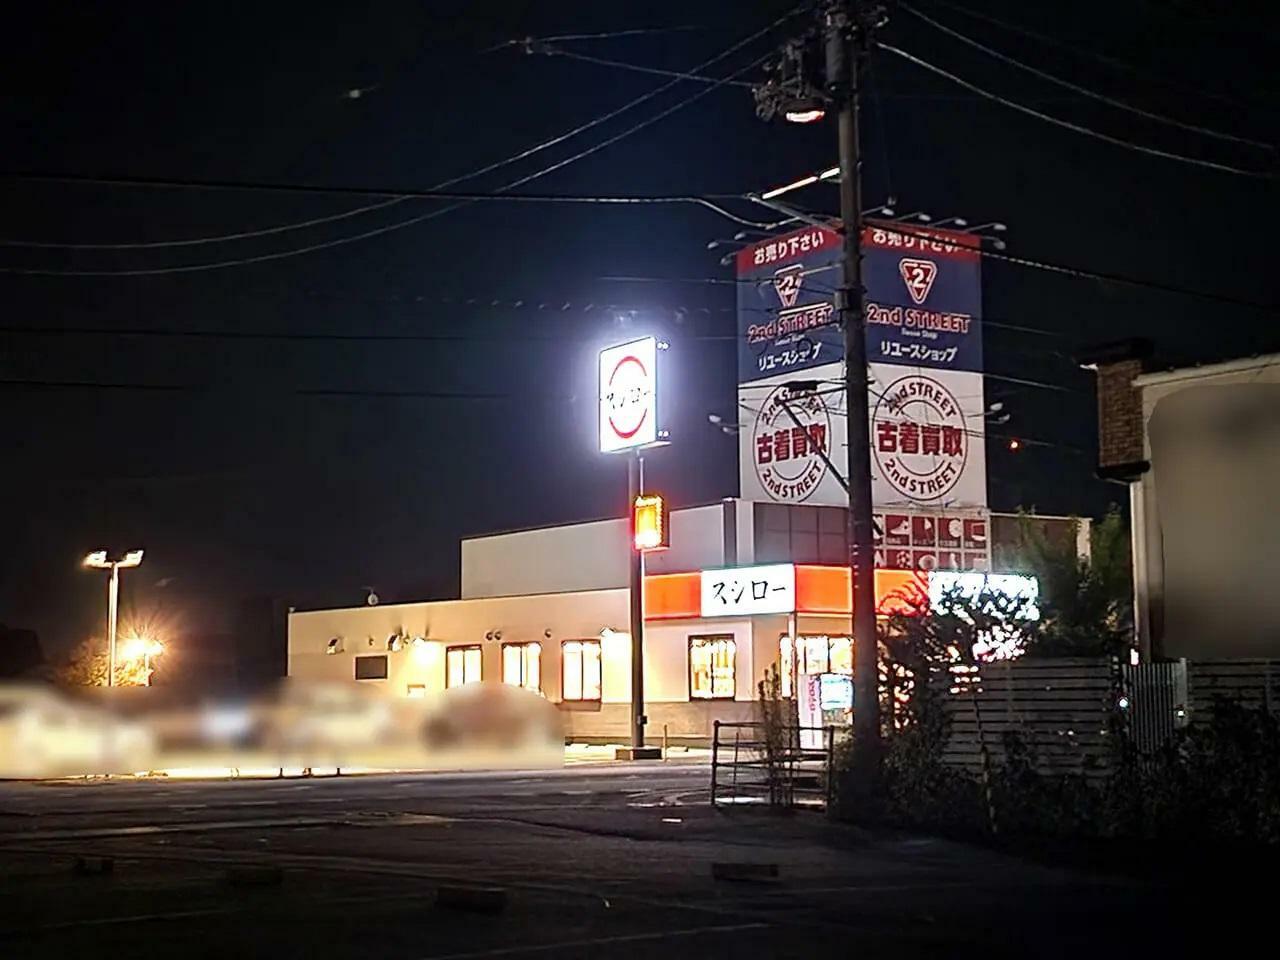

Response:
(645, 565), (928, 620)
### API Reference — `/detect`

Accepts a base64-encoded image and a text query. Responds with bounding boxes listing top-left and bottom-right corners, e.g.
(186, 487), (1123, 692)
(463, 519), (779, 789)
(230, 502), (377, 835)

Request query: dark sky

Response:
(2, 1), (1275, 654)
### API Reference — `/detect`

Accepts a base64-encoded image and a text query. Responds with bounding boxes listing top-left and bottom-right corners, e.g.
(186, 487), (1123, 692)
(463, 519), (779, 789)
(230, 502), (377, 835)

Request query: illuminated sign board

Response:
(699, 563), (796, 617)
(633, 494), (669, 551)
(599, 336), (658, 453)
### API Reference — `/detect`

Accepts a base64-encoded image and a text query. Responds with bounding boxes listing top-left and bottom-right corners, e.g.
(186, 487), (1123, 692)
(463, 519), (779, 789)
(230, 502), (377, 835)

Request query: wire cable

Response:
(0, 377), (568, 401)
(532, 44), (754, 88)
(0, 11), (800, 274)
(876, 42), (1275, 180)
(898, 2), (1272, 151)
(925, 0), (1268, 110)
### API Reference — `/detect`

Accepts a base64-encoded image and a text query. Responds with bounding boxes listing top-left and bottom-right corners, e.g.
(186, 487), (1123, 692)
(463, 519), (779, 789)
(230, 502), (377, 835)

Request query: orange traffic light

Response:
(633, 494), (669, 551)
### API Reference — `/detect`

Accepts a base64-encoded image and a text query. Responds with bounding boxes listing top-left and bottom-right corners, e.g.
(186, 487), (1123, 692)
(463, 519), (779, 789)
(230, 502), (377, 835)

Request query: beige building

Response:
(289, 500), (1052, 744)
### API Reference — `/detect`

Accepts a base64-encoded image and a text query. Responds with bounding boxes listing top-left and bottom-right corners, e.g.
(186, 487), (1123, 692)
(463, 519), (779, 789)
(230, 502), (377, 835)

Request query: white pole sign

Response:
(599, 336), (658, 453)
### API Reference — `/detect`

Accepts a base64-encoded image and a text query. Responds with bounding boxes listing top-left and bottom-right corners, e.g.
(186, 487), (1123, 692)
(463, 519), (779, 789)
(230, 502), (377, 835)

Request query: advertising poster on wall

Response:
(735, 225), (844, 385)
(736, 222), (989, 516)
(868, 363), (987, 509)
(861, 222), (983, 373)
(738, 361), (849, 506)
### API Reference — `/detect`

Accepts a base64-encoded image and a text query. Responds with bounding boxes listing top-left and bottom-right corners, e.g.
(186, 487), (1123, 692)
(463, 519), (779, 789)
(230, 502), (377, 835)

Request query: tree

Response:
(55, 638), (152, 687)
(1014, 507), (1133, 658)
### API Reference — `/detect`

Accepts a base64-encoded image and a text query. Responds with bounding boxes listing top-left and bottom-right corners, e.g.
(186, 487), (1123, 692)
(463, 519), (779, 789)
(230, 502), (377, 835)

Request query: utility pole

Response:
(827, 2), (881, 781)
(754, 1), (885, 789)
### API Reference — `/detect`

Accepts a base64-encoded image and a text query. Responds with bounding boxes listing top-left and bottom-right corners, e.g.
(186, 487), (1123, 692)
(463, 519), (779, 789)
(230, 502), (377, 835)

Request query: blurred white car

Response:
(0, 684), (156, 778)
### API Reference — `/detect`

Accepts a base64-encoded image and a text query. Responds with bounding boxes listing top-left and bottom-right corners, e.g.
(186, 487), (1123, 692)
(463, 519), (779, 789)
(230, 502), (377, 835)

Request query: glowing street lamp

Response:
(120, 634), (164, 686)
(83, 549), (144, 687)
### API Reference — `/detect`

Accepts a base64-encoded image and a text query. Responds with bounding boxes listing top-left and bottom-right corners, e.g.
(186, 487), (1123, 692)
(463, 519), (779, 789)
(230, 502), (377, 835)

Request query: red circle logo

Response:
(751, 386), (832, 503)
(872, 374), (968, 502)
(606, 354), (651, 440)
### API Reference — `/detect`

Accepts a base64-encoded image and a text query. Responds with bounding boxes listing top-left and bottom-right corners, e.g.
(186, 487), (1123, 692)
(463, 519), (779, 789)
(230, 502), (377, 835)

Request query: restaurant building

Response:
(287, 500), (1057, 744)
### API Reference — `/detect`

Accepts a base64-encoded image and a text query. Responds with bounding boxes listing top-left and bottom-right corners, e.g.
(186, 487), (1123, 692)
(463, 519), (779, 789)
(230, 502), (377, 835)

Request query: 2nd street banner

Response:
(862, 222), (982, 373)
(736, 222), (983, 380)
(736, 226), (844, 384)
(738, 361), (986, 510)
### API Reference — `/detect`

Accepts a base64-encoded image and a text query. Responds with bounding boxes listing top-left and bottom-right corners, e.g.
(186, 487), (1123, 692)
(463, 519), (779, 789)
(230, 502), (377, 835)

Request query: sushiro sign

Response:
(699, 563), (796, 617)
(736, 222), (987, 510)
(599, 336), (659, 453)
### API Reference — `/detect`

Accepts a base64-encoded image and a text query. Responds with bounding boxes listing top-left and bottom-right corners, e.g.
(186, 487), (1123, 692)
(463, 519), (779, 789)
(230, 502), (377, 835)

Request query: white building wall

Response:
(1135, 355), (1280, 658)
(289, 590), (629, 701)
(288, 592), (773, 743)
(460, 503), (732, 599)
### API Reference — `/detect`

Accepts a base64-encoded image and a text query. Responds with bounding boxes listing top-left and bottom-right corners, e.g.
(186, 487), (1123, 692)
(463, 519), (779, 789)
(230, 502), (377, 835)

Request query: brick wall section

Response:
(1095, 358), (1146, 468)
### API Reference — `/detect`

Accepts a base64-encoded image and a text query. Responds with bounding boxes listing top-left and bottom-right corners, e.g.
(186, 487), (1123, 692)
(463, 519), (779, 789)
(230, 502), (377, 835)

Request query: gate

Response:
(709, 720), (836, 809)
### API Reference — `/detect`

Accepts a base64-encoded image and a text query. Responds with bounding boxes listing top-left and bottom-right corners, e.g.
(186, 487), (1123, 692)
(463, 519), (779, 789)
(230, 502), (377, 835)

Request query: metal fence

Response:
(710, 720), (835, 809)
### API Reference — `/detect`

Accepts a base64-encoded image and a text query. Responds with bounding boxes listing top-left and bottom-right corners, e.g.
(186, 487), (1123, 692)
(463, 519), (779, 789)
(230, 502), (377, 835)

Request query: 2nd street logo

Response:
(752, 386), (833, 503)
(772, 263), (805, 308)
(872, 374), (967, 502)
(898, 258), (938, 305)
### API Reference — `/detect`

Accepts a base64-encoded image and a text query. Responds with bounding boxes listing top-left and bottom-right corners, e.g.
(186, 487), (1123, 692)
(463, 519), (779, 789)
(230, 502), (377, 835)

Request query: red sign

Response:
(963, 518), (988, 550)
(899, 258), (939, 305)
(911, 515), (936, 546)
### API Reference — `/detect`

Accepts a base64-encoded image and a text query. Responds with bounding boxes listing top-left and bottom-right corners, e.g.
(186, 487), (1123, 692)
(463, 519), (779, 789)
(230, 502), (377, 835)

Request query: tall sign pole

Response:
(628, 451), (646, 749)
(599, 336), (664, 760)
(828, 2), (882, 780)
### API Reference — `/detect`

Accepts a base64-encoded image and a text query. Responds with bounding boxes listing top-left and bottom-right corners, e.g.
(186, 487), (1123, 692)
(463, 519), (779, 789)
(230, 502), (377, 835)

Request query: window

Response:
(779, 634), (852, 697)
(406, 684), (426, 698)
(561, 640), (602, 701)
(502, 642), (542, 693)
(354, 654), (388, 680)
(445, 645), (482, 688)
(690, 635), (736, 700)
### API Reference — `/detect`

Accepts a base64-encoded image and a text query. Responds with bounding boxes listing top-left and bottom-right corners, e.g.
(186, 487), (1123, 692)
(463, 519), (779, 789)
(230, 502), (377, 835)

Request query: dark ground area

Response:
(0, 764), (1267, 957)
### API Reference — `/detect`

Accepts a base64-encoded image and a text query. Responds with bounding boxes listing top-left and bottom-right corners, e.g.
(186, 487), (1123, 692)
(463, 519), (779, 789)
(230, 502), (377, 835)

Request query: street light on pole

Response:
(83, 549), (144, 687)
(754, 1), (888, 796)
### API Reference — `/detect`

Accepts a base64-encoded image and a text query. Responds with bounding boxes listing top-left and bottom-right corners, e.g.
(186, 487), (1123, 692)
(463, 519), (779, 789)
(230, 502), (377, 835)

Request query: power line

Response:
(923, 0), (1271, 110)
(0, 377), (568, 401)
(527, 25), (706, 44)
(898, 2), (1272, 150)
(529, 43), (754, 88)
(876, 42), (1276, 180)
(0, 193), (778, 278)
(0, 197), (411, 250)
(0, 10), (800, 267)
(867, 219), (1279, 314)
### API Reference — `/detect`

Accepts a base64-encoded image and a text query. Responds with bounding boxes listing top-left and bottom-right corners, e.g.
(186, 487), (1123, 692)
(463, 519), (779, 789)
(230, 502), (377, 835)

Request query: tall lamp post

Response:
(83, 550), (144, 687)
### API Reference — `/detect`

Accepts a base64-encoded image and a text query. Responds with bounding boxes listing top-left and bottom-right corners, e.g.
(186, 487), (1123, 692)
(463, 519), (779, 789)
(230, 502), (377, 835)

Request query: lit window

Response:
(781, 635), (795, 698)
(562, 640), (602, 701)
(779, 634), (852, 698)
(502, 642), (542, 693)
(690, 635), (736, 700)
(446, 645), (482, 688)
(354, 655), (388, 681)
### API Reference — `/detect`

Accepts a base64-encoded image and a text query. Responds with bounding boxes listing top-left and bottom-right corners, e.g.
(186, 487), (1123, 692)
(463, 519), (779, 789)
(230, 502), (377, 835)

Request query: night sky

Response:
(2, 1), (1275, 656)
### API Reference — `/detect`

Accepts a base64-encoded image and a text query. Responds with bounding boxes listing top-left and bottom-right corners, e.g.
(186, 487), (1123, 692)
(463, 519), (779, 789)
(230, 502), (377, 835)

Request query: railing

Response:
(710, 720), (836, 809)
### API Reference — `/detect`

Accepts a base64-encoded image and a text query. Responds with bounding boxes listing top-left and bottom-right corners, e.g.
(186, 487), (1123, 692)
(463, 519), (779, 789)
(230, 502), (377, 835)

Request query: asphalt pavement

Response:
(0, 763), (1263, 958)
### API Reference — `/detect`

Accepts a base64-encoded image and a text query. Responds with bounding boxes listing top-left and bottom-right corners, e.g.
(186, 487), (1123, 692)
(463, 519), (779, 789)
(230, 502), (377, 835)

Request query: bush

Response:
(841, 697), (1280, 849)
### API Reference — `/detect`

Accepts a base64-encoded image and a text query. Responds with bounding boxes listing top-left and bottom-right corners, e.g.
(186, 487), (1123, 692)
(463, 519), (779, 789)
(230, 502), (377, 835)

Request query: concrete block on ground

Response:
(614, 746), (663, 760)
